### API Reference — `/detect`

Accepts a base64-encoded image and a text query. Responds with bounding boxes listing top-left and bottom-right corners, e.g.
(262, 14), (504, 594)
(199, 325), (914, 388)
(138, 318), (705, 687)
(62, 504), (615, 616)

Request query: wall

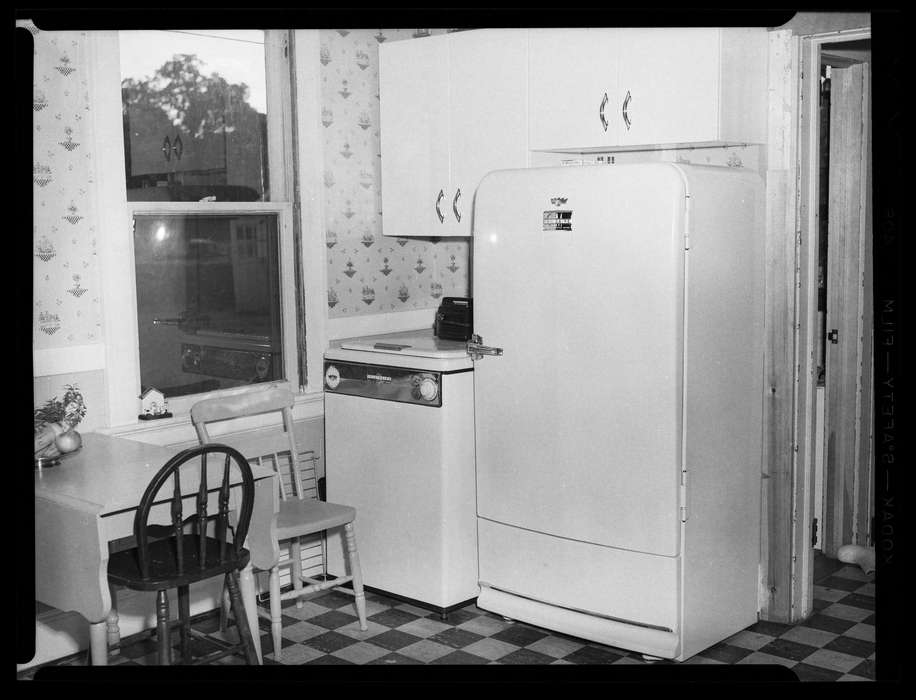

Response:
(319, 29), (470, 317)
(27, 21), (109, 431)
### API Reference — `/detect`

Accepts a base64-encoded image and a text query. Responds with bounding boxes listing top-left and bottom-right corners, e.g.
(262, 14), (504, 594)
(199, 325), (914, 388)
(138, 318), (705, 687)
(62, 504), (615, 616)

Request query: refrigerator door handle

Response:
(468, 334), (503, 360)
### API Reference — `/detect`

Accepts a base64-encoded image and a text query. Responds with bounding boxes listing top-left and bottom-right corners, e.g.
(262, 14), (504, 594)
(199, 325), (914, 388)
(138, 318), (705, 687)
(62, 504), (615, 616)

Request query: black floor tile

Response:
(303, 631), (360, 654)
(368, 652), (421, 665)
(497, 648), (557, 665)
(790, 662), (843, 682)
(490, 624), (549, 647)
(696, 642), (754, 664)
(801, 613), (857, 634)
(563, 645), (625, 665)
(309, 609), (358, 630)
(312, 590), (360, 609)
(428, 627), (485, 649)
(758, 638), (819, 662)
(848, 658), (876, 680)
(304, 654), (354, 665)
(838, 592), (875, 610)
(824, 635), (875, 658)
(368, 608), (421, 628)
(368, 629), (424, 651)
(819, 575), (866, 592)
(430, 650), (493, 665)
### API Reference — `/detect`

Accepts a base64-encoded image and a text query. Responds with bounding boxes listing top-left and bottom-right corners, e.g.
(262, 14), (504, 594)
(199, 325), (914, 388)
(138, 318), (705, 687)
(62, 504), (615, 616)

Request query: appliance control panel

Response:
(323, 361), (442, 407)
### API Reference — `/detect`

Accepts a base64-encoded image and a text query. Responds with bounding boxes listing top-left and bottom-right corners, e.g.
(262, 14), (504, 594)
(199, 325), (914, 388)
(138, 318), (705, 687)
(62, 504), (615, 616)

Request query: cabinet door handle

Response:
(452, 188), (462, 223)
(599, 92), (609, 132)
(435, 189), (445, 223)
(162, 135), (172, 162)
(622, 90), (632, 131)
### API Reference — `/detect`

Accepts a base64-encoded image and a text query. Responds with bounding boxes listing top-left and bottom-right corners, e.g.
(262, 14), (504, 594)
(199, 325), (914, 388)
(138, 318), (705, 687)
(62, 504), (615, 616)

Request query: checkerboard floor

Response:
(20, 554), (875, 681)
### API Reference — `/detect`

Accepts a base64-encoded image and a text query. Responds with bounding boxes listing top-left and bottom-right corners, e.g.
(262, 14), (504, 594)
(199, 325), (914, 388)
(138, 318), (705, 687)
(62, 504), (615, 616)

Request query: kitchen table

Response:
(34, 432), (280, 665)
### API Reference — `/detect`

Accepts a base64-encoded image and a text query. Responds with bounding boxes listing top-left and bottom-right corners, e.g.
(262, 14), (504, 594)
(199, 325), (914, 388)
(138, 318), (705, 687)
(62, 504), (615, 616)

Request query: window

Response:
(133, 213), (282, 396)
(118, 29), (299, 407)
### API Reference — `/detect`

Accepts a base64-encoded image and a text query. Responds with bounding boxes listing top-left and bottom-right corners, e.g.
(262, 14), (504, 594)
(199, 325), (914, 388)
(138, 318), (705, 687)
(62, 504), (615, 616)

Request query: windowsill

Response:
(97, 386), (325, 446)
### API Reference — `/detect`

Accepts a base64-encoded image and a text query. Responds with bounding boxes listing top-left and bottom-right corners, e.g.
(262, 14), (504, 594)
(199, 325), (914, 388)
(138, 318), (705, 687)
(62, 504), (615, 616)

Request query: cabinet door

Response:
(528, 28), (618, 151)
(616, 28), (721, 147)
(447, 29), (529, 236)
(379, 36), (450, 237)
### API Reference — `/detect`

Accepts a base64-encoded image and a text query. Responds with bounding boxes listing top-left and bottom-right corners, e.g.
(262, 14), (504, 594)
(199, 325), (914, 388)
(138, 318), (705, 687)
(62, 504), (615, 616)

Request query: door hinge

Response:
(827, 329), (839, 344)
(812, 517), (819, 547)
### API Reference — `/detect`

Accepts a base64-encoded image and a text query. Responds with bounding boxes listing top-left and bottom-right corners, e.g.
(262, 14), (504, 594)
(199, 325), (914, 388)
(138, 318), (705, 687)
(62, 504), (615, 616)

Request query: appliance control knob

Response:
(325, 365), (341, 390)
(417, 376), (438, 402)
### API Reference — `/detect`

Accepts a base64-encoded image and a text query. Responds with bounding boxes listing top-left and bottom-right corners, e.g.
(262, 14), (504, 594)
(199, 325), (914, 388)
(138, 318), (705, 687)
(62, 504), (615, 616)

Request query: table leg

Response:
(89, 620), (109, 665)
(107, 584), (121, 651)
(238, 563), (263, 663)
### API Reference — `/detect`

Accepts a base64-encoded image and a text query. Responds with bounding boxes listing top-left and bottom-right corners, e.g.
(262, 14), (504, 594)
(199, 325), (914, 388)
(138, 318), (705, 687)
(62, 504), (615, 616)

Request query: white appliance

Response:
(323, 329), (478, 616)
(471, 163), (765, 661)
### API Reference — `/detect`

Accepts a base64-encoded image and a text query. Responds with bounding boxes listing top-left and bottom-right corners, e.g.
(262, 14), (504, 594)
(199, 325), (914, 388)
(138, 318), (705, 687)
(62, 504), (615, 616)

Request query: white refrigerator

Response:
(471, 163), (765, 661)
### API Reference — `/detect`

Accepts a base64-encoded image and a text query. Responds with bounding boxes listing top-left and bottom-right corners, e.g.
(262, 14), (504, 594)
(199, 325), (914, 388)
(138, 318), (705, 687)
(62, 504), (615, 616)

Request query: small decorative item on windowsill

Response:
(34, 384), (87, 469)
(138, 387), (173, 421)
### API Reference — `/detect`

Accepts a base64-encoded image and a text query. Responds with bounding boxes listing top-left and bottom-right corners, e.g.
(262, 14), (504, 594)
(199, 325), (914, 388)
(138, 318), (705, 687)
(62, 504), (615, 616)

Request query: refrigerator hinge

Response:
(679, 470), (687, 522)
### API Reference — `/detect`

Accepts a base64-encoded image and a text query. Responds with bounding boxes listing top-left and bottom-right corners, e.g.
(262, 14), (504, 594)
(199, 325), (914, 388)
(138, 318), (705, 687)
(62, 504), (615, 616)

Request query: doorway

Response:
(811, 38), (873, 558)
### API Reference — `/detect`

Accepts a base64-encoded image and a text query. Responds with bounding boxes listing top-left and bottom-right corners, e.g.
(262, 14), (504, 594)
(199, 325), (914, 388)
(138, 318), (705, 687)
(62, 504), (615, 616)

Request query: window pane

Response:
(134, 214), (283, 397)
(120, 30), (269, 202)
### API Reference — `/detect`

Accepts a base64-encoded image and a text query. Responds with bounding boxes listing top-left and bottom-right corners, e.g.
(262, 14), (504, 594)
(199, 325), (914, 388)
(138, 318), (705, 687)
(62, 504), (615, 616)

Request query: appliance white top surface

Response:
(338, 328), (470, 359)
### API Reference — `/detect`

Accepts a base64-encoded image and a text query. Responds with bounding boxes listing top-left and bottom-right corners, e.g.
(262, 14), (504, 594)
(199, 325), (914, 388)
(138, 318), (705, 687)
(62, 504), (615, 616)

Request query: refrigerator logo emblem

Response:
(550, 197), (568, 206)
(543, 210), (573, 231)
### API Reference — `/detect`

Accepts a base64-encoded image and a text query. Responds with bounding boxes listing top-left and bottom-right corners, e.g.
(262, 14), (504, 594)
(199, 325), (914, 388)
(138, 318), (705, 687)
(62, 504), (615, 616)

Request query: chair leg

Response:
(343, 522), (368, 631)
(269, 566), (283, 661)
(177, 584), (192, 664)
(290, 537), (304, 608)
(219, 582), (231, 631)
(225, 571), (260, 665)
(156, 589), (171, 665)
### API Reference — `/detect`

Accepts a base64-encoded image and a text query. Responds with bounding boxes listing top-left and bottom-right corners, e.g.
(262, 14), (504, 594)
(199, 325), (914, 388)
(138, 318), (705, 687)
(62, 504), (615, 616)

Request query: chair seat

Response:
(276, 499), (356, 540)
(108, 535), (251, 591)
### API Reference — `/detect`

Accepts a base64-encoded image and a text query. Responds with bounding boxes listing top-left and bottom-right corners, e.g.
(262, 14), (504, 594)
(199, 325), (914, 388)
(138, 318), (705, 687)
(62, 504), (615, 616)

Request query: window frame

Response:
(93, 29), (324, 433)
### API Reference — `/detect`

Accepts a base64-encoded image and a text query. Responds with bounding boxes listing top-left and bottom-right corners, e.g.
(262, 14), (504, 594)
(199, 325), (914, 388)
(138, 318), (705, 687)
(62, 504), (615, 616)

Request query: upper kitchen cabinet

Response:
(379, 29), (529, 237)
(528, 29), (619, 151)
(529, 27), (768, 152)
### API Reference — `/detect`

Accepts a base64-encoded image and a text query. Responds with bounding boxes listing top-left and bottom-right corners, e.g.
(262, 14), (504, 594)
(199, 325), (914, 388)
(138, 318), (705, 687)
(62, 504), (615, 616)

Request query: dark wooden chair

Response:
(106, 444), (260, 665)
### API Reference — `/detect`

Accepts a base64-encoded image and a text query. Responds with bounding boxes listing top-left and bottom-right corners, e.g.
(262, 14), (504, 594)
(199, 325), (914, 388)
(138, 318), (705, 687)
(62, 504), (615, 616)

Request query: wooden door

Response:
(447, 29), (529, 236)
(616, 28), (720, 147)
(379, 35), (450, 237)
(823, 62), (873, 556)
(528, 28), (619, 151)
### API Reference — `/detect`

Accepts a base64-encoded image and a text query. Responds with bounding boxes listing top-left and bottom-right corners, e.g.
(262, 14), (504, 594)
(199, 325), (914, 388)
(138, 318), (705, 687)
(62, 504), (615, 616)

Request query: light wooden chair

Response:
(190, 385), (368, 660)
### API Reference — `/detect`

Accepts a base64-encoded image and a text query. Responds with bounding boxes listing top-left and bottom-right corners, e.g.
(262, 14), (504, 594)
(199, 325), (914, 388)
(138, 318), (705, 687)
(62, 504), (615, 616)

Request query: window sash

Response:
(126, 201), (298, 418)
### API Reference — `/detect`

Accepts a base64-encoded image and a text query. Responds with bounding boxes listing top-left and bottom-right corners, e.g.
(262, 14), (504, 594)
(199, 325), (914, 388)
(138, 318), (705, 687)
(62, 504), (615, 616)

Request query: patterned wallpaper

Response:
(319, 29), (471, 317)
(29, 25), (103, 348)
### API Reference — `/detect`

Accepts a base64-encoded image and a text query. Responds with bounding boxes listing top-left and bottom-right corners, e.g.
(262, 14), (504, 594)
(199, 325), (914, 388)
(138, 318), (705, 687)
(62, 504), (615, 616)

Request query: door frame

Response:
(792, 26), (871, 620)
